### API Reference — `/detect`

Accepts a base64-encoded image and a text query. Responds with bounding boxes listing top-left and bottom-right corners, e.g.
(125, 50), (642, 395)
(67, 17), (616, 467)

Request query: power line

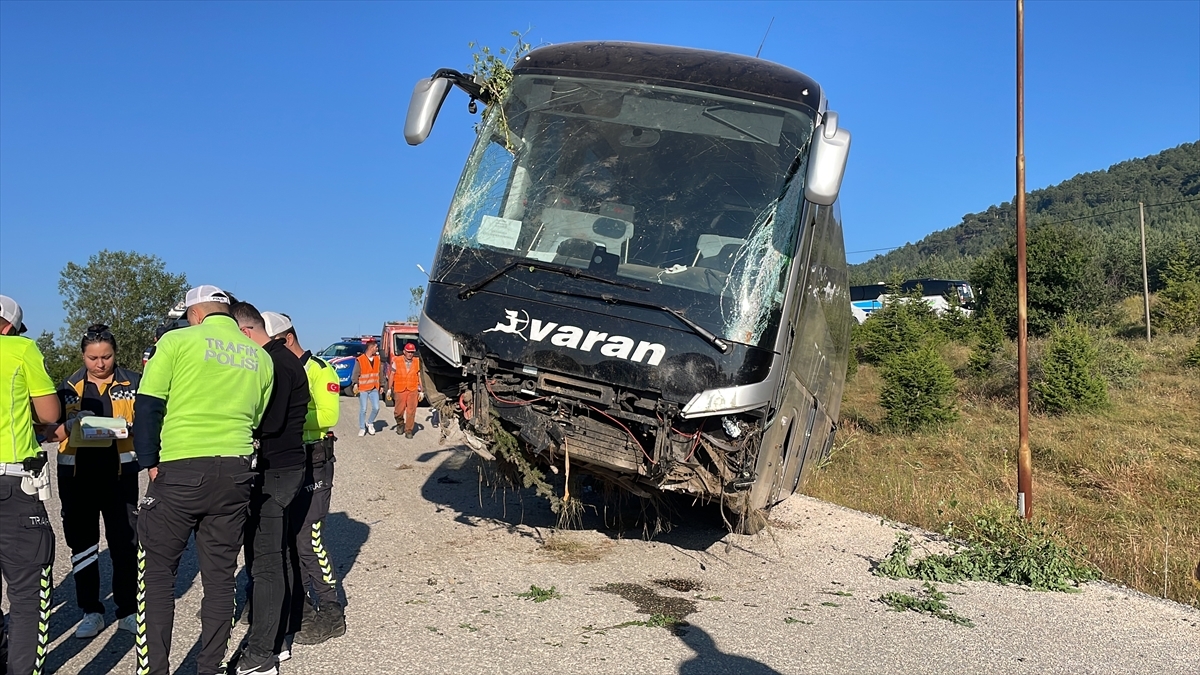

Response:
(847, 196), (1200, 257)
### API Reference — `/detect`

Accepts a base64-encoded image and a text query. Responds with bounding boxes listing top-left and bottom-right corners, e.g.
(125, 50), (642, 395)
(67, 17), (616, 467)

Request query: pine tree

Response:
(1033, 318), (1108, 414)
(879, 345), (958, 433)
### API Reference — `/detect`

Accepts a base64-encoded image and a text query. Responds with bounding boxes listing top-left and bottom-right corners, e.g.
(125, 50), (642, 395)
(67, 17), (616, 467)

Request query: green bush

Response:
(1032, 318), (1108, 414)
(858, 275), (942, 365)
(879, 345), (958, 433)
(1152, 242), (1200, 334)
(1093, 336), (1143, 389)
(1185, 338), (1200, 369)
(968, 308), (1005, 376)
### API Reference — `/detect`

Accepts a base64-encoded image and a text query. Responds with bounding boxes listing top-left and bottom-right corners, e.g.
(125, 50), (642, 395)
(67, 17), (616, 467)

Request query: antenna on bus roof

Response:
(755, 17), (775, 59)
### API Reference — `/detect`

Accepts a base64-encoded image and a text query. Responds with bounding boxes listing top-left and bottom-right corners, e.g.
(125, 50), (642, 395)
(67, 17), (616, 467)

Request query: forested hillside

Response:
(850, 142), (1200, 287)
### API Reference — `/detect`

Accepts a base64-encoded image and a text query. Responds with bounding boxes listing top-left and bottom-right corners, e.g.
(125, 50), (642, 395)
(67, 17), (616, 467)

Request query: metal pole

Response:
(1015, 0), (1033, 520)
(1140, 202), (1151, 343)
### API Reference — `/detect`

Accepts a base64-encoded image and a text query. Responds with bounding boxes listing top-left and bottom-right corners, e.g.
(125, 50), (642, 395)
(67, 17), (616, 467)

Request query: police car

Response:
(317, 336), (381, 396)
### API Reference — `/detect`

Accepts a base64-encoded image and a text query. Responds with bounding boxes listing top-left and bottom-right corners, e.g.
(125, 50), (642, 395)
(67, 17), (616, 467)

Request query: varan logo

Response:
(483, 309), (666, 366)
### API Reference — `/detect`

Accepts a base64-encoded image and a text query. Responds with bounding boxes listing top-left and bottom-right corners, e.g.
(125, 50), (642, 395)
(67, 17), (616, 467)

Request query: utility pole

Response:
(1015, 0), (1033, 520)
(1140, 201), (1151, 343)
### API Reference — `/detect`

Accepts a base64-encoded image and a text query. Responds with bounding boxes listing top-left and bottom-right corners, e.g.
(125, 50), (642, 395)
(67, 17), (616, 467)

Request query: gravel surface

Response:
(16, 397), (1198, 674)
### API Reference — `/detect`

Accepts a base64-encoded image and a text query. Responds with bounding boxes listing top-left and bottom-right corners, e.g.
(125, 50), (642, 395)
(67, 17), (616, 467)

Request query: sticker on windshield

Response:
(477, 215), (522, 250)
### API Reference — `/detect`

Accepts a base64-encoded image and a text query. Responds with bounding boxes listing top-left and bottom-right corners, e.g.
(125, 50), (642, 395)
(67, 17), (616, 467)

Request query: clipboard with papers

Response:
(69, 415), (129, 447)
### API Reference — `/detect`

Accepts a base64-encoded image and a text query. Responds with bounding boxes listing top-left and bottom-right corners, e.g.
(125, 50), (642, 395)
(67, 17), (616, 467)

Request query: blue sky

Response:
(2, 1), (1197, 350)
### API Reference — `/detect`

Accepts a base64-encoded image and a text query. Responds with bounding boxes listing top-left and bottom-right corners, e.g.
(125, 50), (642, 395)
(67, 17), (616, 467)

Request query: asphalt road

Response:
(16, 397), (1199, 674)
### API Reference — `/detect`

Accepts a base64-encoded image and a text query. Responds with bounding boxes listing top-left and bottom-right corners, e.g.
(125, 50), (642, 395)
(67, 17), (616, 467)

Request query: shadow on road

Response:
(45, 541), (202, 674)
(323, 511), (371, 606)
(418, 442), (730, 551)
(677, 624), (784, 675)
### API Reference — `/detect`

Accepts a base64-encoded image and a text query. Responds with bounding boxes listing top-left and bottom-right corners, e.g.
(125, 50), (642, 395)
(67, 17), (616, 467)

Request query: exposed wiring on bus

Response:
(585, 403), (657, 465)
(485, 379), (546, 406)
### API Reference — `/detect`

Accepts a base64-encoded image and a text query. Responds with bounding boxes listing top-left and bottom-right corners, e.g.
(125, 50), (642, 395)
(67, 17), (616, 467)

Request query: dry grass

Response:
(539, 532), (614, 563)
(806, 333), (1200, 608)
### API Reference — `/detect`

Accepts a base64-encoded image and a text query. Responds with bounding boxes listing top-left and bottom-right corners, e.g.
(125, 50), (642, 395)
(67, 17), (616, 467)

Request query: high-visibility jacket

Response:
(0, 335), (56, 464)
(134, 313), (274, 466)
(354, 354), (380, 391)
(57, 365), (140, 460)
(302, 353), (341, 443)
(391, 356), (421, 393)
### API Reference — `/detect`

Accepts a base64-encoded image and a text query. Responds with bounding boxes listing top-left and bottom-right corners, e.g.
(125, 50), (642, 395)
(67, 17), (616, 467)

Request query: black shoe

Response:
(233, 650), (278, 675)
(294, 602), (345, 645)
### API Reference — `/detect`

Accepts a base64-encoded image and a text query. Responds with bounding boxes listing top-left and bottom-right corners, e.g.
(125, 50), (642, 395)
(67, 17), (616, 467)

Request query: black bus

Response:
(404, 42), (852, 531)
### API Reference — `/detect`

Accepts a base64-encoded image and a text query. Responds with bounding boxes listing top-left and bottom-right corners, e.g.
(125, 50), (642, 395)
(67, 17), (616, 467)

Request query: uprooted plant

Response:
(875, 507), (1100, 592)
(879, 582), (974, 627)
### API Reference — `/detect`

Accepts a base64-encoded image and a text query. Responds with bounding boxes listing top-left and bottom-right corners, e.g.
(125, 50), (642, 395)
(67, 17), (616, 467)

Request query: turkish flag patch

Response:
(328, 383), (340, 393)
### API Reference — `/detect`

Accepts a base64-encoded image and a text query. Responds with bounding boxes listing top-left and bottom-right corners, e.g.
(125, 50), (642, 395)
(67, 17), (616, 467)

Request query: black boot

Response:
(300, 600), (318, 633)
(294, 601), (345, 645)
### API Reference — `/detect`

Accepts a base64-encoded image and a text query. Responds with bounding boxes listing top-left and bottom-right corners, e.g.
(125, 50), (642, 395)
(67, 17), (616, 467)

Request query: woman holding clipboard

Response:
(47, 324), (141, 639)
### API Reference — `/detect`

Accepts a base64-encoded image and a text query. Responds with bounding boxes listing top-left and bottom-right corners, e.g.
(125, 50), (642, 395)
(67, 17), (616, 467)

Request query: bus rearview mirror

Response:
(804, 111), (851, 206)
(404, 77), (453, 146)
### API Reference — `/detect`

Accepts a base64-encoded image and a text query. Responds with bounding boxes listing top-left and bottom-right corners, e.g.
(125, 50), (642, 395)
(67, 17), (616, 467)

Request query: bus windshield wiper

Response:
(538, 288), (732, 354)
(458, 260), (649, 299)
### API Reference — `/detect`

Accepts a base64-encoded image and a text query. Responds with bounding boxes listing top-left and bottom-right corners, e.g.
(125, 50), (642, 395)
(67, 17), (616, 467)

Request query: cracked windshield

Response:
(434, 74), (815, 348)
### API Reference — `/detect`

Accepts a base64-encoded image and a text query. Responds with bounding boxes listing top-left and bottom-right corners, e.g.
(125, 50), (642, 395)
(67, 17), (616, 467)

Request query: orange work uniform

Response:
(391, 355), (421, 435)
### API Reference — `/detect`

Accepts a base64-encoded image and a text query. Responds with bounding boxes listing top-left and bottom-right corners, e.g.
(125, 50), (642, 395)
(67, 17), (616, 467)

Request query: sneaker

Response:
(405, 431), (414, 439)
(117, 614), (137, 634)
(234, 654), (278, 675)
(357, 429), (366, 437)
(366, 425), (376, 436)
(74, 612), (104, 639)
(276, 648), (291, 663)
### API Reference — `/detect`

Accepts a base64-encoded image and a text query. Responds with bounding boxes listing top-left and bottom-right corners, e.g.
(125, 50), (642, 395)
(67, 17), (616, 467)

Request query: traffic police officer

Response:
(230, 303), (309, 675)
(0, 295), (60, 675)
(132, 286), (274, 675)
(263, 312), (347, 645)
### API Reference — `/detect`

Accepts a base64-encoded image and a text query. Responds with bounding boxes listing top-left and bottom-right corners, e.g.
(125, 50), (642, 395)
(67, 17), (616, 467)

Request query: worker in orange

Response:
(351, 339), (381, 437)
(389, 343), (422, 438)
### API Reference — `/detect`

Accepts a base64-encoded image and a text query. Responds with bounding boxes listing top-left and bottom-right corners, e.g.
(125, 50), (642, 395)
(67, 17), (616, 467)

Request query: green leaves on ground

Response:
(516, 585), (562, 603)
(880, 582), (974, 627)
(875, 508), (1100, 592)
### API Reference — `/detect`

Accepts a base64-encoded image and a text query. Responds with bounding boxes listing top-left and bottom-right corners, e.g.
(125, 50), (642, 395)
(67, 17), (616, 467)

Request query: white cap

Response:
(0, 295), (27, 334)
(184, 285), (230, 308)
(262, 311), (293, 338)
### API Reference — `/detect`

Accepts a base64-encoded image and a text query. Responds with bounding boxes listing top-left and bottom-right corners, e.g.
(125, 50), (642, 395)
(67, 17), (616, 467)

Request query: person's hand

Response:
(148, 466), (159, 481)
(40, 424), (67, 443)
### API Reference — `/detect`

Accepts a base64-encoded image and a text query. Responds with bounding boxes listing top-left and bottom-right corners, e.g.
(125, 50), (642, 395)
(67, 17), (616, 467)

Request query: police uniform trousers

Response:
(0, 475), (54, 675)
(288, 455), (338, 624)
(241, 467), (304, 663)
(57, 457), (139, 620)
(135, 456), (255, 675)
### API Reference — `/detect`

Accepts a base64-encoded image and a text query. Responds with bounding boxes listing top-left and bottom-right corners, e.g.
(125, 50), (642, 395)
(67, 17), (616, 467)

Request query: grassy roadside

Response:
(805, 333), (1200, 608)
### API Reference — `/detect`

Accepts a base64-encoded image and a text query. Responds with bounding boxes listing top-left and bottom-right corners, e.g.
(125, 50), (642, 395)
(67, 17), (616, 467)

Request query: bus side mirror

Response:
(404, 77), (453, 146)
(804, 111), (851, 206)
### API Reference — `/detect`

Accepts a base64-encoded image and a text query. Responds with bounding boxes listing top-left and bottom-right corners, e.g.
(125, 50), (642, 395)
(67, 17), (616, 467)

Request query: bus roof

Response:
(515, 41), (824, 112)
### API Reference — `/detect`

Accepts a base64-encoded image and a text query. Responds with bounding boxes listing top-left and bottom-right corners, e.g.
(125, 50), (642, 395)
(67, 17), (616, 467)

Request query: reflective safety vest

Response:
(302, 354), (340, 443)
(391, 356), (421, 393)
(0, 335), (56, 464)
(58, 365), (140, 459)
(355, 354), (380, 391)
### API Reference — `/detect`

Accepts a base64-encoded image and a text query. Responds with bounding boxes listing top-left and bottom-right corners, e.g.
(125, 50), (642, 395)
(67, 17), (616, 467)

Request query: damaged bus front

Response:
(405, 42), (852, 530)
